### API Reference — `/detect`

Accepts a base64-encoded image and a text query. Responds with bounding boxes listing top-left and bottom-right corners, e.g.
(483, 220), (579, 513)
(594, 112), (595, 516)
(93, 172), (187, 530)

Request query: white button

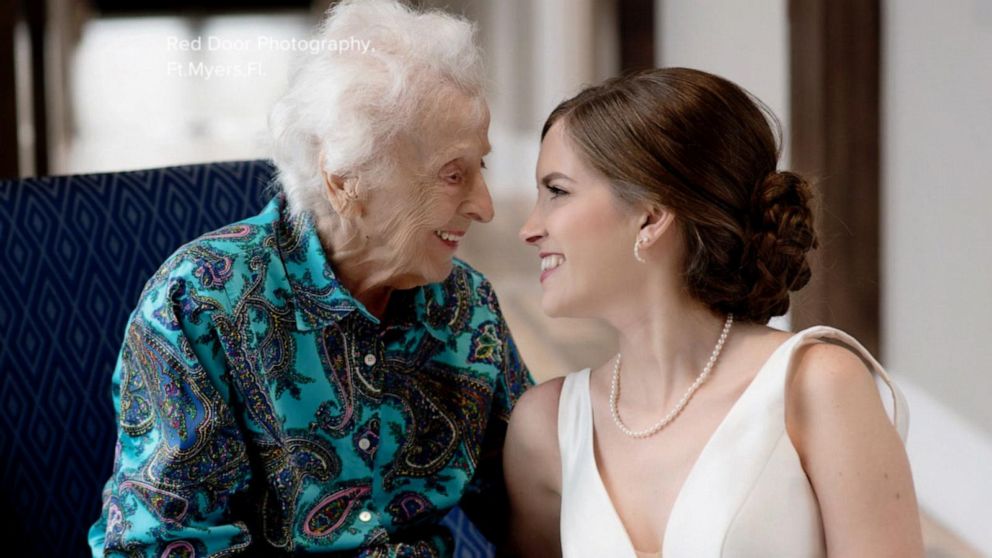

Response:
(358, 510), (373, 522)
(358, 438), (371, 451)
(364, 354), (377, 366)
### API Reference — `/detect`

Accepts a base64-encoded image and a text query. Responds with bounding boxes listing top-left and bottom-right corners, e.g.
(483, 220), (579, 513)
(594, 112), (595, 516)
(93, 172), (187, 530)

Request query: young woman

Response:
(504, 68), (924, 557)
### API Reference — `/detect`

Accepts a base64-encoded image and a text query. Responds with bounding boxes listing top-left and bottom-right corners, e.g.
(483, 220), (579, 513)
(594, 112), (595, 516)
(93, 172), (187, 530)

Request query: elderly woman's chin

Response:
(423, 257), (456, 285)
(424, 230), (466, 280)
(391, 252), (457, 289)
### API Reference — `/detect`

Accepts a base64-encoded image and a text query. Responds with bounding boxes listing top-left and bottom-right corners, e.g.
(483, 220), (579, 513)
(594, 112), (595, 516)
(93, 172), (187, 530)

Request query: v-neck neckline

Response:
(583, 333), (797, 556)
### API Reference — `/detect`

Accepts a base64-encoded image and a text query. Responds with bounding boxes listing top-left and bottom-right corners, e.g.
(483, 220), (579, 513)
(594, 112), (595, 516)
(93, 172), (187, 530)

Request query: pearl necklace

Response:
(610, 314), (734, 439)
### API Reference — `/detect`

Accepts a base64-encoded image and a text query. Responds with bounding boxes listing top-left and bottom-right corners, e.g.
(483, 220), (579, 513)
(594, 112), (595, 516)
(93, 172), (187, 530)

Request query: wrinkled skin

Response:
(317, 87), (494, 317)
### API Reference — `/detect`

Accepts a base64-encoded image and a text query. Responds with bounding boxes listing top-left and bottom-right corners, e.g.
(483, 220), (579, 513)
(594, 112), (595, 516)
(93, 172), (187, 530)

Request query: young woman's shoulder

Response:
(506, 373), (577, 496)
(517, 375), (567, 409)
(785, 338), (889, 449)
(788, 340), (884, 424)
(505, 375), (569, 556)
(784, 337), (924, 555)
(506, 376), (567, 463)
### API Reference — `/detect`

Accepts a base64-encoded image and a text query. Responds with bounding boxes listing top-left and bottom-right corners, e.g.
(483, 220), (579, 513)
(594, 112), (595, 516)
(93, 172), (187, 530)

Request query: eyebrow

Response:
(442, 145), (491, 166)
(540, 171), (574, 186)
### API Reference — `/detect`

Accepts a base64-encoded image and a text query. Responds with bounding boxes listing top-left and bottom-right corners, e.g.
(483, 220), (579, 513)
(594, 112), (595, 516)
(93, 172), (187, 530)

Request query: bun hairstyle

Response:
(543, 67), (818, 323)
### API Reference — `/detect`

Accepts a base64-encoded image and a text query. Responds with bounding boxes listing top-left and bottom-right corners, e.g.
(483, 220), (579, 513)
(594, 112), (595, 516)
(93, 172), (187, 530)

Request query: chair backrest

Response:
(0, 160), (276, 556)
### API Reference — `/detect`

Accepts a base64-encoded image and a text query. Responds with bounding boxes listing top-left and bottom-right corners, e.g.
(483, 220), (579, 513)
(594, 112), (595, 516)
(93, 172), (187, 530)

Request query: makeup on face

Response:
(521, 121), (641, 318)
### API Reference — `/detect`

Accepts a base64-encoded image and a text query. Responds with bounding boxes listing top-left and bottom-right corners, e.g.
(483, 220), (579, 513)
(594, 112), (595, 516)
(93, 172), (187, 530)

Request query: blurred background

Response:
(1, 0), (989, 555)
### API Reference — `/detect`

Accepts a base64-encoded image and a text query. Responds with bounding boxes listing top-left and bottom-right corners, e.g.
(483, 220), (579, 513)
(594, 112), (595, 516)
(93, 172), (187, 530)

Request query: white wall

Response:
(883, 0), (992, 551)
(882, 0), (992, 438)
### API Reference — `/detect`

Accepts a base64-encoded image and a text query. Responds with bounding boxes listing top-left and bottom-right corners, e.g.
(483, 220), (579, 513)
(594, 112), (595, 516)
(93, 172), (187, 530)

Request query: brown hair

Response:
(543, 67), (817, 323)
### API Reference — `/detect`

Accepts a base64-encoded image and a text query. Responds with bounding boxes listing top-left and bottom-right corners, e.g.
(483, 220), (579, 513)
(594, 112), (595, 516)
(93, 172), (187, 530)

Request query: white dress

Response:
(557, 326), (909, 558)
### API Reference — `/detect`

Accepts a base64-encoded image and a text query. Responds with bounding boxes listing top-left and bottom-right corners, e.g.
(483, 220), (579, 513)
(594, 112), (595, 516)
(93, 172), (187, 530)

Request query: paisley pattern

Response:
(388, 492), (437, 525)
(89, 195), (532, 557)
(305, 483), (372, 538)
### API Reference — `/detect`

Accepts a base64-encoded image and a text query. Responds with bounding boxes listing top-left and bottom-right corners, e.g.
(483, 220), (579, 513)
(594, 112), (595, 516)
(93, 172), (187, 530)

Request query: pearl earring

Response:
(634, 237), (647, 263)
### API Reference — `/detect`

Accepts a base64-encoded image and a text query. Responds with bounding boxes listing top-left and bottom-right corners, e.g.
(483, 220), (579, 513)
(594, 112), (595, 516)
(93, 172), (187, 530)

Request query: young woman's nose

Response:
(518, 205), (545, 245)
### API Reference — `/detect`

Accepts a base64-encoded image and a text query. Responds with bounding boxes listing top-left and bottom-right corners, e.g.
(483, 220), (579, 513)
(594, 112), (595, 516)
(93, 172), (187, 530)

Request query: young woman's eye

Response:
(545, 185), (567, 198)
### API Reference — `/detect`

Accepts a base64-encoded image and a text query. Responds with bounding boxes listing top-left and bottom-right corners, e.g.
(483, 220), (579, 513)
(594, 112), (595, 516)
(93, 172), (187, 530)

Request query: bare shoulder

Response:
(788, 342), (883, 410)
(505, 375), (568, 556)
(784, 340), (924, 555)
(786, 342), (887, 446)
(507, 376), (566, 456)
(516, 375), (567, 415)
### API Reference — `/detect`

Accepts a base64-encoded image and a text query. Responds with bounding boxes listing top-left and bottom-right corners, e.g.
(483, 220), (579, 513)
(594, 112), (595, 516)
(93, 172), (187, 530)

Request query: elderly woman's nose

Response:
(464, 175), (494, 223)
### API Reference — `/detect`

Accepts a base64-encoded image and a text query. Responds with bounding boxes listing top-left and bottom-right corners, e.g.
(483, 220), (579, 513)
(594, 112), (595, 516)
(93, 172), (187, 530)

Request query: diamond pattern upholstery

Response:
(0, 160), (492, 557)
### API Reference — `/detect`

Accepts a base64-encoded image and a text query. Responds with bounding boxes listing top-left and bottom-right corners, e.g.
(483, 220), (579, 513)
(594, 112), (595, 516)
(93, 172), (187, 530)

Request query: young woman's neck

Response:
(605, 287), (731, 407)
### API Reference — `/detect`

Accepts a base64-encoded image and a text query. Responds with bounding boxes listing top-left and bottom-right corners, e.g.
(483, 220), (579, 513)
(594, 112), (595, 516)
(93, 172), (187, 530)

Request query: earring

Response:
(634, 237), (647, 263)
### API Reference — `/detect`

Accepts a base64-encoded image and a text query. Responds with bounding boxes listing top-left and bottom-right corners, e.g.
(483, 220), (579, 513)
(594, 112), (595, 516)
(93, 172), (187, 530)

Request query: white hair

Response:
(268, 0), (486, 221)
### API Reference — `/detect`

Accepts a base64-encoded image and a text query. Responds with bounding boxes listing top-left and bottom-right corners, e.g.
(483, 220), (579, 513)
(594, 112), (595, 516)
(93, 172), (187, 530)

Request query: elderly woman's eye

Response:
(438, 162), (464, 184)
(480, 159), (487, 170)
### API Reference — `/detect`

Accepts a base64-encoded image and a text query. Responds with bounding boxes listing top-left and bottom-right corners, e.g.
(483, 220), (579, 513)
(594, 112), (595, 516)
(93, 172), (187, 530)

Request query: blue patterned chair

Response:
(0, 160), (492, 557)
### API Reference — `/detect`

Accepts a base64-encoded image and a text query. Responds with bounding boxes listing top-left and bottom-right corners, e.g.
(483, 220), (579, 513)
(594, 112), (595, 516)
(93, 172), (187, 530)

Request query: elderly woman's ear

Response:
(319, 150), (363, 217)
(323, 172), (364, 217)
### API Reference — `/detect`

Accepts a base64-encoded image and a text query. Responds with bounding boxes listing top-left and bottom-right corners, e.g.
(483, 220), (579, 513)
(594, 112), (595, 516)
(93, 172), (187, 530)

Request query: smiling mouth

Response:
(434, 229), (465, 248)
(541, 254), (564, 272)
(435, 230), (464, 242)
(540, 254), (564, 282)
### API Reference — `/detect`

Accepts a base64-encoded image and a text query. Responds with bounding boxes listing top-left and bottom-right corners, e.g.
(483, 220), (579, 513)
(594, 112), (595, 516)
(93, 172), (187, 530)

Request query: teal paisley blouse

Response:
(88, 195), (532, 556)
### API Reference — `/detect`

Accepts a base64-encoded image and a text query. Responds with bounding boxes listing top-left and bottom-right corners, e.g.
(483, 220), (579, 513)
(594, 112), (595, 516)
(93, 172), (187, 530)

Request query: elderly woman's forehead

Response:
(419, 102), (488, 144)
(419, 90), (487, 126)
(385, 121), (488, 171)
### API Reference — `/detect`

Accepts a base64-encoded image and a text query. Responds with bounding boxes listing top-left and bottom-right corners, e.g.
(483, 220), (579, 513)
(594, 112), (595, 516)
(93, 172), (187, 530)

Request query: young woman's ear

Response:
(637, 204), (676, 248)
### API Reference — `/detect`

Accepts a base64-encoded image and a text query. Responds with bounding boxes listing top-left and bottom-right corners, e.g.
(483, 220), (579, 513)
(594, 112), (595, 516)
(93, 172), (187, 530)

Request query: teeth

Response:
(541, 255), (564, 272)
(435, 230), (464, 242)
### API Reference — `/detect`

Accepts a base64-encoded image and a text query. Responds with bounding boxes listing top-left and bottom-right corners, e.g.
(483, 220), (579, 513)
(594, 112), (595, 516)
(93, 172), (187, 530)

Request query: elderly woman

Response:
(87, 1), (531, 556)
